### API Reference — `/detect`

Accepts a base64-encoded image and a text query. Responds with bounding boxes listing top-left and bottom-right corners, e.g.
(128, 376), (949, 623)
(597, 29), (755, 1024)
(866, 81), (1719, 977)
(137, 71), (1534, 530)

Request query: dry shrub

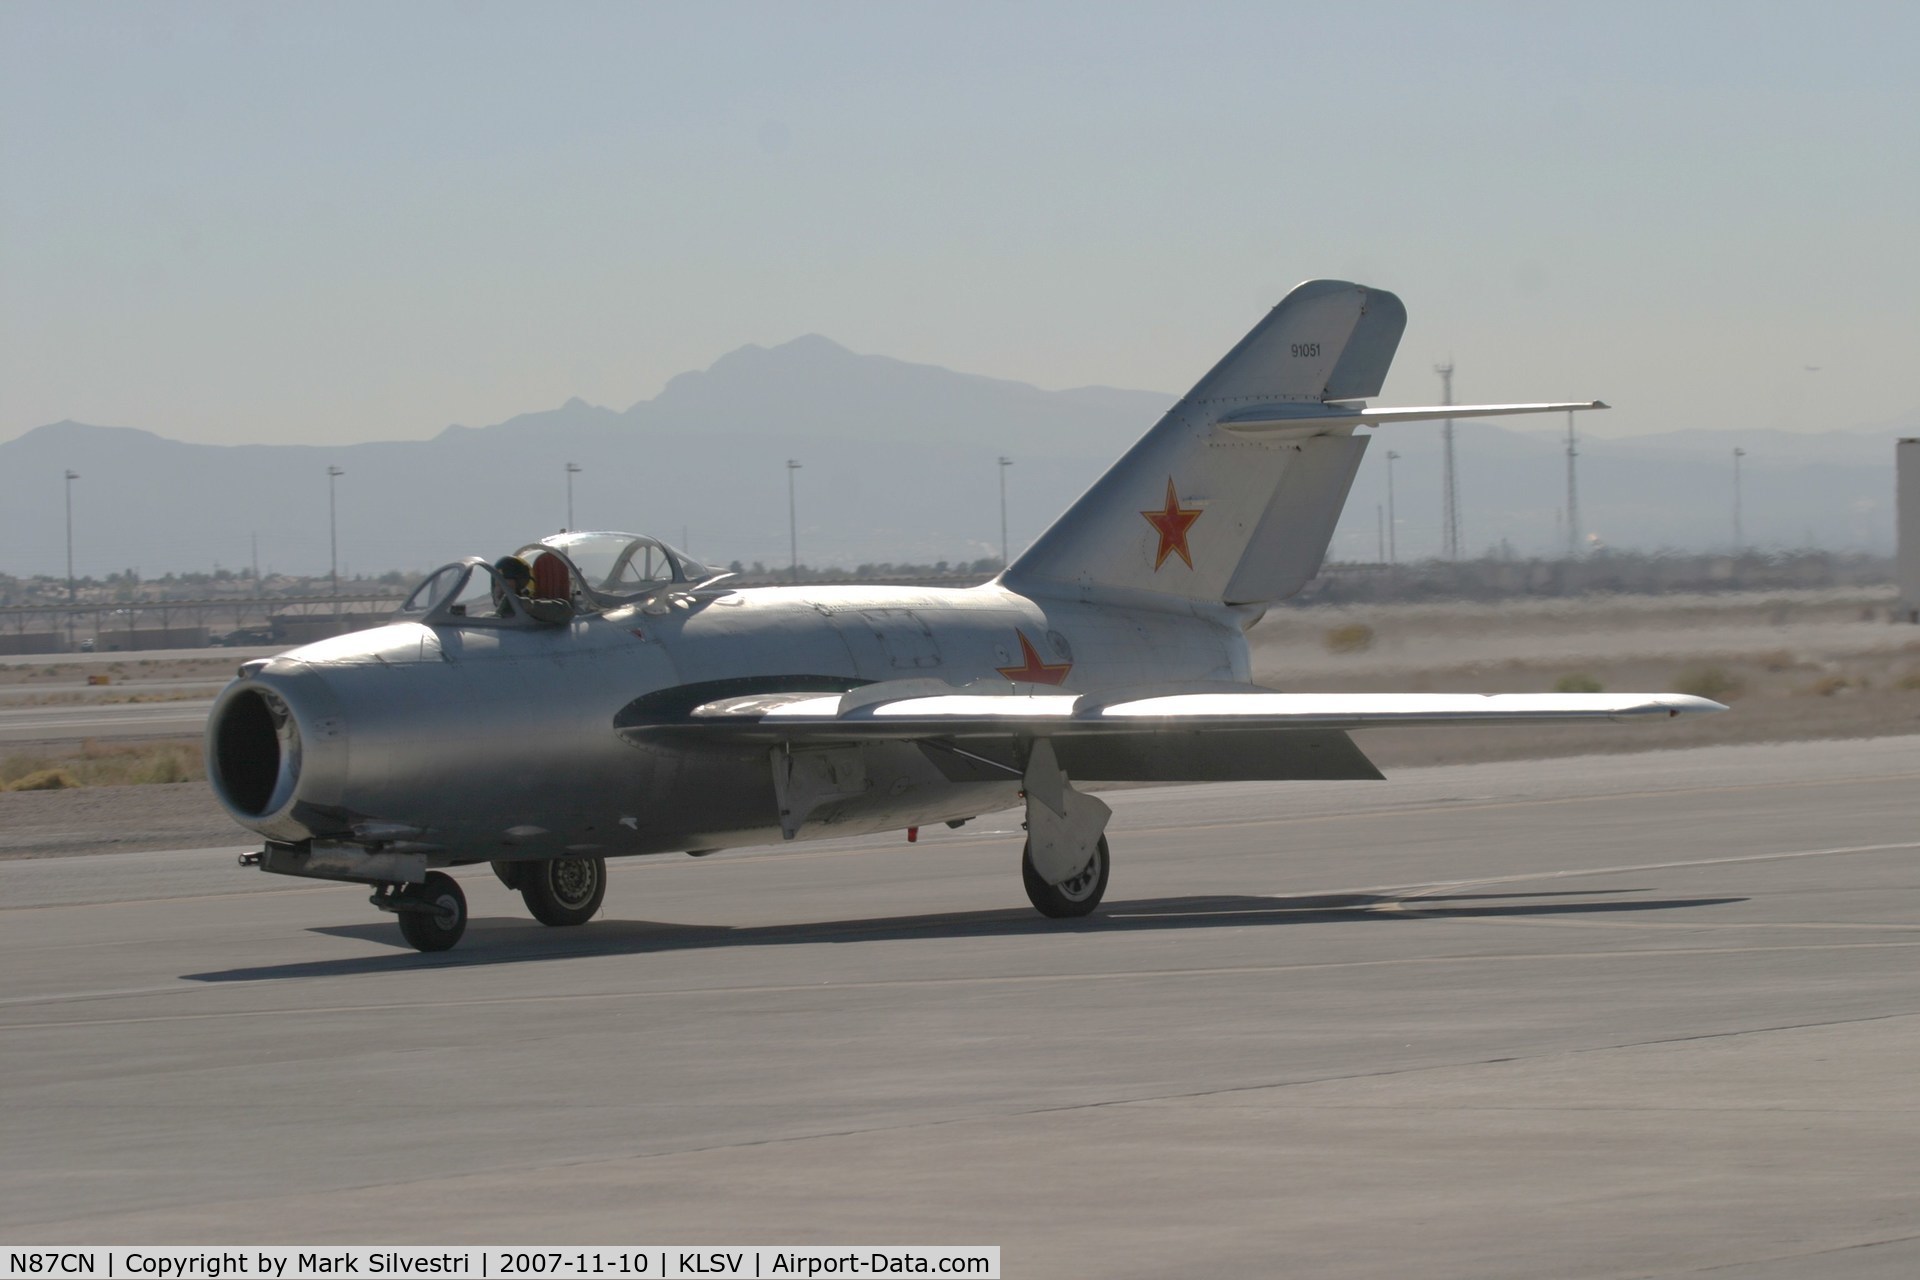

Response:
(1801, 674), (1864, 697)
(7, 768), (79, 791)
(1, 739), (204, 790)
(1755, 649), (1800, 673)
(1323, 623), (1375, 654)
(1897, 671), (1920, 692)
(1672, 665), (1745, 702)
(1553, 673), (1604, 693)
(127, 747), (192, 785)
(15, 691), (84, 707)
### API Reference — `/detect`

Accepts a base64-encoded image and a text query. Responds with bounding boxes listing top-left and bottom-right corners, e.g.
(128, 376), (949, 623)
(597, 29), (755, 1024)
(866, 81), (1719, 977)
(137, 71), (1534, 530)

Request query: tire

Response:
(490, 860), (527, 891)
(397, 871), (468, 952)
(1022, 836), (1109, 918)
(520, 855), (607, 927)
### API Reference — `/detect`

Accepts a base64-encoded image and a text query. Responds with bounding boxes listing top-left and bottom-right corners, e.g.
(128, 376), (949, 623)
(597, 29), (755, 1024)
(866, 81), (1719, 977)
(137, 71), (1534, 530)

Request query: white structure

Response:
(1901, 438), (1920, 623)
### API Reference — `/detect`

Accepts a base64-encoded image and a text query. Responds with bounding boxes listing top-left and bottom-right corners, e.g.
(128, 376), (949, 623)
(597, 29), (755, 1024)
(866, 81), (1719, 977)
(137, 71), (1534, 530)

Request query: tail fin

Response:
(1004, 279), (1405, 608)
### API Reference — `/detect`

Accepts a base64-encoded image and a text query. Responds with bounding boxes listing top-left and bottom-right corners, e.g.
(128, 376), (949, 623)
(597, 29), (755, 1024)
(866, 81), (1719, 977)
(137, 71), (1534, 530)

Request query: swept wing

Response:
(626, 687), (1724, 744)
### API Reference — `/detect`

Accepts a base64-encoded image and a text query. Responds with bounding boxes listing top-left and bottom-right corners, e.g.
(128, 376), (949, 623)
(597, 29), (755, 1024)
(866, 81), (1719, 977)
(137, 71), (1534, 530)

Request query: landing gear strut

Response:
(1019, 738), (1111, 919)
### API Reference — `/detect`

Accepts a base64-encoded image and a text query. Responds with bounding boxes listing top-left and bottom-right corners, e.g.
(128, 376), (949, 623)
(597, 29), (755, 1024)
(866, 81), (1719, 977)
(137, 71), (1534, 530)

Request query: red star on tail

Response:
(995, 630), (1072, 685)
(1141, 477), (1203, 570)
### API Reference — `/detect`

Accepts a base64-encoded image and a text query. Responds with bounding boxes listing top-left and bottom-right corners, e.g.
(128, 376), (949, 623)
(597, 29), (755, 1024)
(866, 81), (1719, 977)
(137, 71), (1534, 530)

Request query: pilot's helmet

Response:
(494, 555), (533, 589)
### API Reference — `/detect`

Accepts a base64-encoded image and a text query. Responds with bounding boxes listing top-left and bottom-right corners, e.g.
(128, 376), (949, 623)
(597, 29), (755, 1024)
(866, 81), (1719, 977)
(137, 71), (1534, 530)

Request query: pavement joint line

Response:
(1345, 840), (1920, 899)
(1135, 1103), (1920, 1115)
(22, 1012), (1916, 1217)
(1052, 1010), (1920, 1118)
(1156, 771), (1920, 837)
(1398, 916), (1920, 932)
(4, 940), (1919, 1031)
(1635, 1230), (1920, 1277)
(0, 880), (340, 912)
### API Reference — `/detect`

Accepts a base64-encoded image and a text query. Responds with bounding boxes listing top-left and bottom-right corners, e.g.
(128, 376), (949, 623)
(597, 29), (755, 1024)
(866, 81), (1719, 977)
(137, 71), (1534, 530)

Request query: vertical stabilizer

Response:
(1004, 280), (1405, 607)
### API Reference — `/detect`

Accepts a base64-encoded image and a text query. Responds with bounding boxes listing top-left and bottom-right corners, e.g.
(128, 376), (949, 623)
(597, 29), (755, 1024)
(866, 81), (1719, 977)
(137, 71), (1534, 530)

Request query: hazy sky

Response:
(4, 1), (1915, 446)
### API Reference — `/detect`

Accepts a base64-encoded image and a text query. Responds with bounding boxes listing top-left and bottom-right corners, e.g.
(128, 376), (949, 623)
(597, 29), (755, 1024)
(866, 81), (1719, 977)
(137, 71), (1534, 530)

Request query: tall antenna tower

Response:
(1565, 409), (1581, 559)
(1435, 361), (1458, 559)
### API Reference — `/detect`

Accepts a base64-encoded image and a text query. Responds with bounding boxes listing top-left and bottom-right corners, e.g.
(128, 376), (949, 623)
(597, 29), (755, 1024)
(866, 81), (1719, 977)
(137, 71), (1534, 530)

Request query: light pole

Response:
(63, 470), (79, 605)
(1732, 447), (1746, 553)
(327, 466), (344, 601)
(1384, 450), (1399, 566)
(565, 462), (582, 530)
(63, 470), (79, 649)
(997, 456), (1013, 567)
(786, 459), (802, 583)
(1566, 410), (1582, 559)
(1435, 361), (1458, 560)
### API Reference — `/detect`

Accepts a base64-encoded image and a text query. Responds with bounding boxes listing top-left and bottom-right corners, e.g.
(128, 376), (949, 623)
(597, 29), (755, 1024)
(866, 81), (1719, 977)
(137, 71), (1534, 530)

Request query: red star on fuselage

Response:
(995, 630), (1073, 685)
(1141, 477), (1203, 570)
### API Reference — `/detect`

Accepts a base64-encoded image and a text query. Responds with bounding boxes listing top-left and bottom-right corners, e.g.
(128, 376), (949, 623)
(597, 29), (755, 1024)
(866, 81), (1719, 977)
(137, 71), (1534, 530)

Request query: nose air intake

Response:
(209, 686), (297, 817)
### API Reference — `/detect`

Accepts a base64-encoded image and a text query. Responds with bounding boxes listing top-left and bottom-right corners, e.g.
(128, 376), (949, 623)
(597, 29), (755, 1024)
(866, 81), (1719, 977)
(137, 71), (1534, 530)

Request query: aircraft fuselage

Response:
(208, 582), (1252, 864)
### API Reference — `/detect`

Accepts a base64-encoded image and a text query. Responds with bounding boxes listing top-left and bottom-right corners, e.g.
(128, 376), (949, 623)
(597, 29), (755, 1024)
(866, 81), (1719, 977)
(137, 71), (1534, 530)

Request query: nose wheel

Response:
(378, 871), (469, 952)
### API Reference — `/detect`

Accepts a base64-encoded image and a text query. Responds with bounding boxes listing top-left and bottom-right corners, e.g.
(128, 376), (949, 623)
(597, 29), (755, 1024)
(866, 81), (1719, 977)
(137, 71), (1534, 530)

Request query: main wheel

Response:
(520, 855), (607, 927)
(397, 871), (468, 952)
(1021, 836), (1109, 918)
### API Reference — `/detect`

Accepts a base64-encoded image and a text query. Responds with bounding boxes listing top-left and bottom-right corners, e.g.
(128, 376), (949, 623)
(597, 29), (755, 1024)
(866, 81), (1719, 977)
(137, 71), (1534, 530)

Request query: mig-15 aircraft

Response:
(207, 279), (1724, 951)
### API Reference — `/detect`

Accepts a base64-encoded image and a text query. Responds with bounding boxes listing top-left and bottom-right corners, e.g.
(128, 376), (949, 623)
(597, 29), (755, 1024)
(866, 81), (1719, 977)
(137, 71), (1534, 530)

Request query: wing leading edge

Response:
(622, 688), (1726, 744)
(615, 687), (1723, 787)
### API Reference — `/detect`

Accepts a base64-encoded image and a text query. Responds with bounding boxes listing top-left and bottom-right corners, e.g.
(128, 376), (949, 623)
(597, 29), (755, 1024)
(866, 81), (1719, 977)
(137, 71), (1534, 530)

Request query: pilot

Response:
(492, 555), (572, 625)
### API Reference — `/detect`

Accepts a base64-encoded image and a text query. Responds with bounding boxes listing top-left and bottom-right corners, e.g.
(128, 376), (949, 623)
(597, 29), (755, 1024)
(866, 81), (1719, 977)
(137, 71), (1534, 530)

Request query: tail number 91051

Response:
(1290, 342), (1321, 358)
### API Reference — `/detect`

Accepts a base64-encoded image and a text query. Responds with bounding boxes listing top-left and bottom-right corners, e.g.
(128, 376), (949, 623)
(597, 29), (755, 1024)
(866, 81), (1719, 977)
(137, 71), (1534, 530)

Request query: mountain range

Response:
(2, 337), (1912, 580)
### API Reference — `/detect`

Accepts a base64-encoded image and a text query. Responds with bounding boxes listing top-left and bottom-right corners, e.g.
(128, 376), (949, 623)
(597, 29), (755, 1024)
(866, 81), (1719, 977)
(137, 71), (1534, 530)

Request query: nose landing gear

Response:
(372, 871), (469, 952)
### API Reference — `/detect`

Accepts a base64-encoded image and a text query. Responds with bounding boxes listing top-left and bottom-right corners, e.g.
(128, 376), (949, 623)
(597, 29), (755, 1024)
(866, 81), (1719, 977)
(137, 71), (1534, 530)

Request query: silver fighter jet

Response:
(206, 280), (1724, 951)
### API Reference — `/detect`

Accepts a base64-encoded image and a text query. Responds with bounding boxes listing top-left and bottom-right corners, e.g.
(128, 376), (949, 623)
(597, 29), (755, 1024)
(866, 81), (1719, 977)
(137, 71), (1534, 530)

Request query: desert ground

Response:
(1250, 585), (1920, 766)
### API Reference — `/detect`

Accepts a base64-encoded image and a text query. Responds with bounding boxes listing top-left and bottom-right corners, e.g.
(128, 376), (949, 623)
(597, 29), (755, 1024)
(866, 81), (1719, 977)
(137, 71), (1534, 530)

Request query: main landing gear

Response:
(1022, 835), (1109, 917)
(512, 856), (609, 926)
(1018, 738), (1113, 919)
(493, 856), (609, 929)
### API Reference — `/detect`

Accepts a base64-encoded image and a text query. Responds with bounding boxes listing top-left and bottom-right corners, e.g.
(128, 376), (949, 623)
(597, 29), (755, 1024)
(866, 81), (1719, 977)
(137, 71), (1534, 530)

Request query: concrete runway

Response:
(3, 737), (1918, 1278)
(0, 698), (213, 744)
(0, 646), (280, 668)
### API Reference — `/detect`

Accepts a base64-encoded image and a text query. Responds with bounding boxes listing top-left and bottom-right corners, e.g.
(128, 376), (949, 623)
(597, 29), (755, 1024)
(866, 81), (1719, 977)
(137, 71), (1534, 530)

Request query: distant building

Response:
(1902, 439), (1919, 623)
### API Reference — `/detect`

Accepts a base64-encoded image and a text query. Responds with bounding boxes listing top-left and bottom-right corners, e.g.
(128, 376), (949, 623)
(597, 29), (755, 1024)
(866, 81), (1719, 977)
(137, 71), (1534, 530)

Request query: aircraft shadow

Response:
(181, 887), (1744, 983)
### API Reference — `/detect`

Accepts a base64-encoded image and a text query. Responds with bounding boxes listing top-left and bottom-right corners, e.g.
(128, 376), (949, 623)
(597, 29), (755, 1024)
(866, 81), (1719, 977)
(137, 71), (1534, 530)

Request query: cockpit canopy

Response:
(397, 532), (725, 626)
(539, 531), (715, 598)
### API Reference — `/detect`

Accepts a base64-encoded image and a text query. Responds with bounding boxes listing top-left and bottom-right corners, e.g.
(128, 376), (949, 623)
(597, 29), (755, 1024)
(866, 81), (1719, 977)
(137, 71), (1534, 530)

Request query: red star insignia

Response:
(1141, 477), (1203, 570)
(995, 630), (1073, 685)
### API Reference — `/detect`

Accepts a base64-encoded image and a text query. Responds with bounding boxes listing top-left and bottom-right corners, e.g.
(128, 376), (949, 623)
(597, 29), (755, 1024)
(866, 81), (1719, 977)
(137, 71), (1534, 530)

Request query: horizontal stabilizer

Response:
(1219, 401), (1608, 437)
